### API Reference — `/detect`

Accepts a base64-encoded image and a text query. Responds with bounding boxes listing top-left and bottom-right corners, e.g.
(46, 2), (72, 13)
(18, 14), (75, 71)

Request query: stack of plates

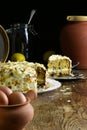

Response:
(0, 25), (9, 62)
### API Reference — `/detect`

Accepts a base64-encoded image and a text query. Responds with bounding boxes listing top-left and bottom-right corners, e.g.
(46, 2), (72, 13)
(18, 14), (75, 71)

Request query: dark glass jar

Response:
(6, 23), (37, 62)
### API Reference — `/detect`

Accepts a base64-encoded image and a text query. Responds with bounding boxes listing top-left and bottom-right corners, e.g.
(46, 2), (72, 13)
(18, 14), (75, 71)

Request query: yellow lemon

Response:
(11, 53), (26, 62)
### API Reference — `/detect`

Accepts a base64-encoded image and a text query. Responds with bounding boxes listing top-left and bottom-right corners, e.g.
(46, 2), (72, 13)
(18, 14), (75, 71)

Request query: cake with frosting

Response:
(24, 62), (46, 88)
(47, 54), (72, 77)
(0, 61), (46, 92)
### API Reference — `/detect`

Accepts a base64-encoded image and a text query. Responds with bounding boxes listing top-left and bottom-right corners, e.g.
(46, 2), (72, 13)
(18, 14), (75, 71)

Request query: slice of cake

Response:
(47, 54), (72, 77)
(22, 62), (46, 88)
(0, 61), (46, 92)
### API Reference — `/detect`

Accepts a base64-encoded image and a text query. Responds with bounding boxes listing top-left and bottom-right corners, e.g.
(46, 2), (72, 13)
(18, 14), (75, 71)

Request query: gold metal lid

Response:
(67, 16), (87, 21)
(0, 25), (10, 62)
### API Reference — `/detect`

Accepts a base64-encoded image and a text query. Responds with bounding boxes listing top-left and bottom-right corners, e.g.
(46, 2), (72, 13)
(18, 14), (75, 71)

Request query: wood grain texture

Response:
(25, 70), (87, 130)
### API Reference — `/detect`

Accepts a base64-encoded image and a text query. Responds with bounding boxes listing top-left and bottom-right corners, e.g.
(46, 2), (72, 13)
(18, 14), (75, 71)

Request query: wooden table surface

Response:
(25, 70), (87, 130)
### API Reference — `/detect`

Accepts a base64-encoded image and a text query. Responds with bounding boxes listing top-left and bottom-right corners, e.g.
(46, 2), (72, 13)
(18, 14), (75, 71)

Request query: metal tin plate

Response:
(0, 25), (9, 62)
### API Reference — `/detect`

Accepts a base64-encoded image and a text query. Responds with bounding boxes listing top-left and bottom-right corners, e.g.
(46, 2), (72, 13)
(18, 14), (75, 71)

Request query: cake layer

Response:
(47, 54), (72, 77)
(24, 62), (46, 88)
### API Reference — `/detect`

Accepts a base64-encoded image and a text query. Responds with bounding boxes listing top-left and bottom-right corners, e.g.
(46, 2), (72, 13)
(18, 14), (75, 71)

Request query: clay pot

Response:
(0, 99), (34, 130)
(60, 16), (87, 69)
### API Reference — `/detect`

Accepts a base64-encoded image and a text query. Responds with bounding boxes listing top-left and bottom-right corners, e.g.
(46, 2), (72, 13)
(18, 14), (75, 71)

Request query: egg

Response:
(8, 91), (27, 105)
(25, 90), (37, 101)
(0, 86), (12, 97)
(0, 90), (9, 105)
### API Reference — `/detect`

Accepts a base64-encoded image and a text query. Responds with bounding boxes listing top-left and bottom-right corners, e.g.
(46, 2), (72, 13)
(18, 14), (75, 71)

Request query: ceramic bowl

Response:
(0, 98), (34, 130)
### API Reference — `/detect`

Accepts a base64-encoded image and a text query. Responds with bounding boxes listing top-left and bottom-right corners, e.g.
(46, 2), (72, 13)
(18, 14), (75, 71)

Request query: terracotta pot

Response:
(0, 99), (34, 130)
(60, 16), (87, 69)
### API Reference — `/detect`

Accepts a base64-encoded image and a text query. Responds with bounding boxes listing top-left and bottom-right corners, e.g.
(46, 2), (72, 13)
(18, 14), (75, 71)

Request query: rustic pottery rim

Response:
(0, 98), (29, 108)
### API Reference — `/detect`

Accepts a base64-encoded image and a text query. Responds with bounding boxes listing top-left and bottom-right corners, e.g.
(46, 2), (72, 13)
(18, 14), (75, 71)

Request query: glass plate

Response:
(38, 78), (62, 94)
(0, 25), (9, 62)
(49, 70), (85, 81)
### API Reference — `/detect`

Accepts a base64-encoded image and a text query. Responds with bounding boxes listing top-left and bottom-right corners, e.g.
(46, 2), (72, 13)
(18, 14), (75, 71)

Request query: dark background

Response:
(0, 1), (87, 66)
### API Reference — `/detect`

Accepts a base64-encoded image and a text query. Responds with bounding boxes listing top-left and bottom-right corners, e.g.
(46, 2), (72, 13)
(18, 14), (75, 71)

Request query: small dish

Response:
(0, 25), (9, 62)
(49, 70), (85, 81)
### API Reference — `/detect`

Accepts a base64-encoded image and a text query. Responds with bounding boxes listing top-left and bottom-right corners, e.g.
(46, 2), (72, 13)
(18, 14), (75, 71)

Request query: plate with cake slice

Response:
(37, 78), (62, 94)
(46, 54), (85, 81)
(0, 60), (62, 94)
